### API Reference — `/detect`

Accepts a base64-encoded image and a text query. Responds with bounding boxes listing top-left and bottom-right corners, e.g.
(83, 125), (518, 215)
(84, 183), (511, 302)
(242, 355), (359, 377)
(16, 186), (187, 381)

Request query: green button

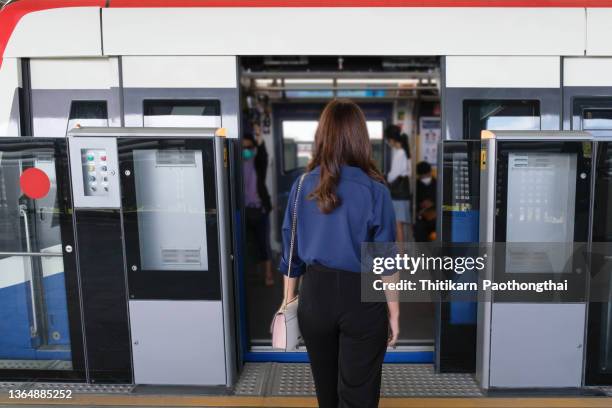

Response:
(86, 155), (95, 161)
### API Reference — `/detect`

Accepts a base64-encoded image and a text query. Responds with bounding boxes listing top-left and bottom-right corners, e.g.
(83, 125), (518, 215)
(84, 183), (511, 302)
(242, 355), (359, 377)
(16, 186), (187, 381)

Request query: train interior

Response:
(237, 56), (441, 359)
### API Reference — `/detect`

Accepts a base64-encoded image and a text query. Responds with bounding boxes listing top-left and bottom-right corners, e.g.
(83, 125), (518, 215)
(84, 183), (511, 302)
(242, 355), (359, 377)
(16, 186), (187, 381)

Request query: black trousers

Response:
(298, 264), (388, 408)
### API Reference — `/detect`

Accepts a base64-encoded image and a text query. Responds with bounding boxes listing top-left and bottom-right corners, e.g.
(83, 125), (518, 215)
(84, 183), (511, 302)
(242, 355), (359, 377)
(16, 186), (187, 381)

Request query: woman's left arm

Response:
(283, 275), (299, 306)
(278, 179), (306, 308)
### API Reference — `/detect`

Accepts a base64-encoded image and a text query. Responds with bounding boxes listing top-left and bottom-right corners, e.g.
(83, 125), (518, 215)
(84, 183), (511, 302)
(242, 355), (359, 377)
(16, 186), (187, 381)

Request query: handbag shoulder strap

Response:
(286, 172), (307, 280)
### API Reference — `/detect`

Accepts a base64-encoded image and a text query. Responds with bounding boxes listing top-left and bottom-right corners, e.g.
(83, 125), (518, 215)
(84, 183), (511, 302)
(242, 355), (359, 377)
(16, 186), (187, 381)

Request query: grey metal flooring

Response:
(234, 363), (483, 397)
(4, 363), (612, 399)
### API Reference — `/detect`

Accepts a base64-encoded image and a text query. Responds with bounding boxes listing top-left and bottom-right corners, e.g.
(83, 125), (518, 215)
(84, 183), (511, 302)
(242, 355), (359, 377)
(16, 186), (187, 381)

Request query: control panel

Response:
(82, 149), (111, 196)
(69, 137), (120, 209)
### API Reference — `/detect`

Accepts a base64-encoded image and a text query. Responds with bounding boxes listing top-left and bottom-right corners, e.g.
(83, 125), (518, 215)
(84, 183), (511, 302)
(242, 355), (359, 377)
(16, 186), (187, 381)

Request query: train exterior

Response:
(2, 0), (612, 391)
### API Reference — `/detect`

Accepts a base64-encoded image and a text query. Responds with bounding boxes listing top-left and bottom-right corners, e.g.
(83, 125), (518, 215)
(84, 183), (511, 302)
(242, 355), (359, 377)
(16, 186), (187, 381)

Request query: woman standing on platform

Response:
(278, 99), (400, 408)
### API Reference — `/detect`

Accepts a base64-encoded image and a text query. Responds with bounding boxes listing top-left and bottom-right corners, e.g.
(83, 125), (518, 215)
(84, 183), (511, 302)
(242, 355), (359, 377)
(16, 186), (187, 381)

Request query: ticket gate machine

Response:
(65, 127), (235, 386)
(477, 130), (592, 390)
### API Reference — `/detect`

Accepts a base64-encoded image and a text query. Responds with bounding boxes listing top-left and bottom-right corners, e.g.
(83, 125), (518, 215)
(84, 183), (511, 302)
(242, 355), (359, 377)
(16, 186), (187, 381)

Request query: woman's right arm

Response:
(278, 178), (305, 307)
(371, 186), (401, 346)
(382, 273), (400, 347)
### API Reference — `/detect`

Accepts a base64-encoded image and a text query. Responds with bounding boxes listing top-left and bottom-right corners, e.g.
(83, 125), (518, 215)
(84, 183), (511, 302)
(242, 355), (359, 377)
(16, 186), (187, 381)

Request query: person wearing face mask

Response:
(242, 130), (274, 286)
(384, 125), (412, 242)
(414, 161), (437, 242)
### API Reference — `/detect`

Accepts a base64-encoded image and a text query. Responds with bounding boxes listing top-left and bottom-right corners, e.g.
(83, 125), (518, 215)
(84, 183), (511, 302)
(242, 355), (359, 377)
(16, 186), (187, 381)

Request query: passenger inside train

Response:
(384, 124), (413, 243)
(242, 128), (274, 287)
(414, 161), (437, 242)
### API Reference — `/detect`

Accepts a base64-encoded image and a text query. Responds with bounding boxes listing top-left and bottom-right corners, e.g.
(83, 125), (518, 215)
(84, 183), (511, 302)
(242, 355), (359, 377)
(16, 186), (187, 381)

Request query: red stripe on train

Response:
(108, 0), (612, 6)
(2, 0), (612, 70)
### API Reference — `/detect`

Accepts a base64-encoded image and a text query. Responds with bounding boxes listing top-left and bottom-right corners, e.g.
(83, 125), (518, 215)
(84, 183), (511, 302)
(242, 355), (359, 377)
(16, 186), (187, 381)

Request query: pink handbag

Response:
(271, 296), (300, 350)
(271, 174), (306, 351)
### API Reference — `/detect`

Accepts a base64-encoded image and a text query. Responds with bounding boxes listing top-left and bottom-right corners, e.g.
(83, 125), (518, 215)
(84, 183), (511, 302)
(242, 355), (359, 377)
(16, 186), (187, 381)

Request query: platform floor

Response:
(1, 363), (612, 407)
(234, 363), (482, 397)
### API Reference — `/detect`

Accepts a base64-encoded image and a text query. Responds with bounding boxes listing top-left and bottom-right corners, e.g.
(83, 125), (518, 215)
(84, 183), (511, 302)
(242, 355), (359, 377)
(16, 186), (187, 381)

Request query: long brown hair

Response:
(306, 99), (385, 214)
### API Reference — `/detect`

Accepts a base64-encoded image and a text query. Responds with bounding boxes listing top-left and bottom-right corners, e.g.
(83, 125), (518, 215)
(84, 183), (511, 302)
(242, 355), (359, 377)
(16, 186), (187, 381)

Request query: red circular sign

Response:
(20, 168), (51, 200)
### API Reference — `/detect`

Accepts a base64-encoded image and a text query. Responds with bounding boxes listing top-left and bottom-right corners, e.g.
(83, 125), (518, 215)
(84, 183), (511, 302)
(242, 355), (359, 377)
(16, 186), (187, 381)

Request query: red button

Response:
(100, 155), (107, 161)
(20, 168), (51, 200)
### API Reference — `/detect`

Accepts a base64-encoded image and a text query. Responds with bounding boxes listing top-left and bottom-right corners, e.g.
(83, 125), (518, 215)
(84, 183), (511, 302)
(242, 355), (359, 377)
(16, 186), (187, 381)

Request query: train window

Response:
(463, 100), (540, 140)
(67, 100), (108, 131)
(143, 100), (221, 128)
(583, 109), (612, 130)
(281, 119), (384, 172)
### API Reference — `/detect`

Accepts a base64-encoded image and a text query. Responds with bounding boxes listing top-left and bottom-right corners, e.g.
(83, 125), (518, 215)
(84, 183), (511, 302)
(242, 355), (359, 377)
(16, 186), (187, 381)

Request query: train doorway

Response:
(236, 56), (441, 362)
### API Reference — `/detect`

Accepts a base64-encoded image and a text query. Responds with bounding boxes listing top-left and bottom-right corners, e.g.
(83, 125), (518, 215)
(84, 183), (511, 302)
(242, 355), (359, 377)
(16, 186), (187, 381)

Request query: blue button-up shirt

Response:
(279, 165), (396, 277)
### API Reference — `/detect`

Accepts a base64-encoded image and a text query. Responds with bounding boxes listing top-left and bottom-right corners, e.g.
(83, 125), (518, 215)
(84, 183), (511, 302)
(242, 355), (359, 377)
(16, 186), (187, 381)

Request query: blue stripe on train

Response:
(0, 273), (71, 361)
